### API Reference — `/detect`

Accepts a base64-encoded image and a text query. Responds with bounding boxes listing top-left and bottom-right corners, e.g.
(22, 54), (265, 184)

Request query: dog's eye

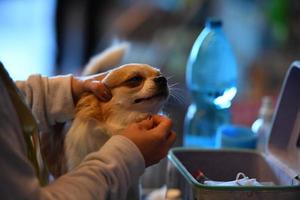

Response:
(125, 76), (144, 87)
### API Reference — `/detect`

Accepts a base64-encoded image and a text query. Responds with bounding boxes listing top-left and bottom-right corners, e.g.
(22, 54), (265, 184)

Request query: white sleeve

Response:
(42, 135), (145, 200)
(15, 74), (75, 132)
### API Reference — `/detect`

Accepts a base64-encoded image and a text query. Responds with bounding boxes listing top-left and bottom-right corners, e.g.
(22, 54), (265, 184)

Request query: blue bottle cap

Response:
(206, 18), (223, 28)
(216, 125), (257, 149)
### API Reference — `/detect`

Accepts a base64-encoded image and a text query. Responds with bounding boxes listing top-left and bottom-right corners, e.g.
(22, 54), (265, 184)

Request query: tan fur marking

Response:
(75, 93), (108, 122)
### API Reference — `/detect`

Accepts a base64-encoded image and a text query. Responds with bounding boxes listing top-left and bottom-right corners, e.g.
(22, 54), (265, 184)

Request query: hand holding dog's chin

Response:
(121, 115), (177, 167)
(71, 74), (112, 103)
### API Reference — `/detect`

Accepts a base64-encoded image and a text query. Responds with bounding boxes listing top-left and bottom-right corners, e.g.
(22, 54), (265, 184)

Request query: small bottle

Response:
(184, 18), (238, 148)
(251, 96), (274, 153)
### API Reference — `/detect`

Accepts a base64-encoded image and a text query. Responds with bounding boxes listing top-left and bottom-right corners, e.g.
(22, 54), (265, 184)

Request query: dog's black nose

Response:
(154, 76), (167, 86)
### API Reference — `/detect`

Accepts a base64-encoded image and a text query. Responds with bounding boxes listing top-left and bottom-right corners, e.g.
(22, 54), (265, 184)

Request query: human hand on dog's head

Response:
(71, 73), (112, 103)
(121, 114), (177, 167)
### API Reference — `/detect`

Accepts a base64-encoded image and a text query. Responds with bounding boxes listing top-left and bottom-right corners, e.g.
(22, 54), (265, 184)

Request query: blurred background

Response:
(1, 0), (300, 195)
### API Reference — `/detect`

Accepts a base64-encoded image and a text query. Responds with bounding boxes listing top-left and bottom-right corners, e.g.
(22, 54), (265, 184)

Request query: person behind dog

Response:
(0, 63), (176, 200)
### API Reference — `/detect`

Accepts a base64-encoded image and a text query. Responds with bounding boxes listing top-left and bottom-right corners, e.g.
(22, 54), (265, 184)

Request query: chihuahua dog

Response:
(41, 43), (133, 178)
(65, 63), (169, 170)
(62, 44), (170, 198)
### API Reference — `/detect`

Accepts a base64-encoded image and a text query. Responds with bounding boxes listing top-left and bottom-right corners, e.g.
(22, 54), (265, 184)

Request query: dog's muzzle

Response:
(154, 76), (169, 97)
(154, 76), (167, 88)
(134, 76), (169, 104)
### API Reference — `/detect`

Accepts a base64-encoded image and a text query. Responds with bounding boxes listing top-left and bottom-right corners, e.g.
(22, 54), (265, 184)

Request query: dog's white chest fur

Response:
(65, 108), (149, 170)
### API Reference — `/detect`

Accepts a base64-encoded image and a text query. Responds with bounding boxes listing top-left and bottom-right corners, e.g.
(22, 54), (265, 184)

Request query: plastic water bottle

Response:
(184, 18), (238, 148)
(251, 96), (273, 153)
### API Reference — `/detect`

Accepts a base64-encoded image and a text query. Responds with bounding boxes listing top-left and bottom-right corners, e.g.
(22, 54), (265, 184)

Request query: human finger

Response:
(86, 72), (108, 81)
(165, 130), (177, 148)
(151, 115), (173, 137)
(136, 115), (154, 130)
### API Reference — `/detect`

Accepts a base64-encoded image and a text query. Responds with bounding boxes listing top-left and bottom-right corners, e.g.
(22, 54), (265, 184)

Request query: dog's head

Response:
(103, 63), (169, 112)
(75, 63), (169, 133)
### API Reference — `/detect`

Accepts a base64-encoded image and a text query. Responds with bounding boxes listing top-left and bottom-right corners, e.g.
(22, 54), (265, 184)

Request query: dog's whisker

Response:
(168, 86), (186, 105)
(169, 85), (185, 93)
(166, 75), (174, 81)
(169, 83), (184, 102)
(170, 93), (185, 104)
(167, 80), (180, 87)
(168, 83), (180, 89)
(169, 87), (185, 94)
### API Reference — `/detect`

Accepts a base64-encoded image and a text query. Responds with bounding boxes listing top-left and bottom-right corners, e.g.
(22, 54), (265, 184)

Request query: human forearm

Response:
(15, 74), (75, 132)
(42, 135), (145, 200)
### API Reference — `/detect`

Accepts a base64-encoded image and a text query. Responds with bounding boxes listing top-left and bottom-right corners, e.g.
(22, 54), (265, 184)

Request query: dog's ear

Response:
(101, 66), (129, 88)
(101, 70), (117, 88)
(82, 42), (130, 76)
